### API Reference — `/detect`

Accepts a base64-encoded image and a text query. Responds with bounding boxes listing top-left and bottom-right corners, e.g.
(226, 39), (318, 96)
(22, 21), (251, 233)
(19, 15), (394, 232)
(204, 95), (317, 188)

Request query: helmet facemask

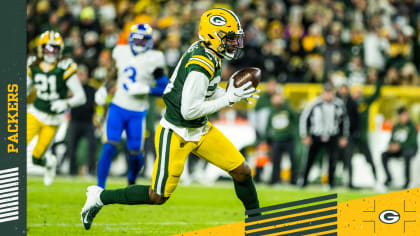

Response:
(212, 30), (244, 60)
(42, 44), (61, 63)
(129, 32), (153, 55)
(222, 30), (244, 60)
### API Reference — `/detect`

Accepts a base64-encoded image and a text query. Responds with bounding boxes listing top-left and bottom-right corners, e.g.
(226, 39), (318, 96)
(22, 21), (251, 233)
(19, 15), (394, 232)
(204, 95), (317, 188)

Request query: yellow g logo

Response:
(209, 15), (226, 26)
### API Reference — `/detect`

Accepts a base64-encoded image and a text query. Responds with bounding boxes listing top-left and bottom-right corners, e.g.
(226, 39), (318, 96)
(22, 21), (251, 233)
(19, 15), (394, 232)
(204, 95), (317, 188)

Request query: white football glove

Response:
(95, 86), (107, 105)
(127, 82), (150, 96)
(50, 99), (69, 113)
(225, 77), (259, 104)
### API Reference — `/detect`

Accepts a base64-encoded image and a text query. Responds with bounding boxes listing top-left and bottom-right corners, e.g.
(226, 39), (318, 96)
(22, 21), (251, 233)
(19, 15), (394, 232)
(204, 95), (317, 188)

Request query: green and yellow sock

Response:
(234, 177), (260, 216)
(32, 156), (46, 167)
(100, 185), (152, 205)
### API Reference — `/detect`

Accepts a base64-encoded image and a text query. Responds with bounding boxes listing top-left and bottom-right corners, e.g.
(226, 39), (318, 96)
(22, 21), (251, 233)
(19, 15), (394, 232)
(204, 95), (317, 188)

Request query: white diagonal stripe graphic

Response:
(0, 168), (18, 175)
(0, 187), (18, 194)
(0, 177), (18, 184)
(0, 206), (18, 214)
(0, 168), (19, 224)
(0, 201), (18, 209)
(0, 211), (18, 218)
(0, 172), (18, 179)
(0, 216), (18, 223)
(0, 182), (18, 190)
(0, 192), (18, 199)
(0, 197), (18, 204)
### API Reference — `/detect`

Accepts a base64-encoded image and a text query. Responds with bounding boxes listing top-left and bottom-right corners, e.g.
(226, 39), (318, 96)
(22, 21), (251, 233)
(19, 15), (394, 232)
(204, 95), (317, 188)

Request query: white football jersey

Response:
(111, 45), (165, 111)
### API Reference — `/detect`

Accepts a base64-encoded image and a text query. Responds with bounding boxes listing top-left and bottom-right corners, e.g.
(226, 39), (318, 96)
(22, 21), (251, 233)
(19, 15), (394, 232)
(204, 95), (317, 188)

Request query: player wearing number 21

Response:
(27, 31), (86, 186)
(81, 8), (261, 230)
(94, 24), (169, 189)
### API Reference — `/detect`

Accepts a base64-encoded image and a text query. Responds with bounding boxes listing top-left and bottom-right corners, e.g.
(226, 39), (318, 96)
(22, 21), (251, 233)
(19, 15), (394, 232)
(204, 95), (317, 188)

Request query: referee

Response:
(300, 83), (349, 188)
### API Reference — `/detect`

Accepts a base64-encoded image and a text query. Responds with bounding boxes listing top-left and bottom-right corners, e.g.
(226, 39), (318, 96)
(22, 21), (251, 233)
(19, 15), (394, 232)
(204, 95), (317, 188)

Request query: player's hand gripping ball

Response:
(225, 67), (261, 104)
(229, 67), (262, 89)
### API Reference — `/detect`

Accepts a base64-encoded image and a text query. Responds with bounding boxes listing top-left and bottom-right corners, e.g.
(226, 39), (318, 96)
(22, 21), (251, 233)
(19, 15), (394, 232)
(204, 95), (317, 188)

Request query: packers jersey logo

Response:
(209, 15), (226, 26)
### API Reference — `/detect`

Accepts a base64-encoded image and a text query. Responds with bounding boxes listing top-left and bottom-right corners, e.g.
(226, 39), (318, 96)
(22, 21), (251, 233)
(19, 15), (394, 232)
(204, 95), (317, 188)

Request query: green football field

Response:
(27, 176), (377, 236)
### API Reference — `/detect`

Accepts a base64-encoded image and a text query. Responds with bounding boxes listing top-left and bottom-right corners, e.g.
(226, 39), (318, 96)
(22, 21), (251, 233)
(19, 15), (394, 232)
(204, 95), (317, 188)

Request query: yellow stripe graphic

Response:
(63, 63), (77, 80)
(185, 60), (214, 78)
(192, 55), (215, 70)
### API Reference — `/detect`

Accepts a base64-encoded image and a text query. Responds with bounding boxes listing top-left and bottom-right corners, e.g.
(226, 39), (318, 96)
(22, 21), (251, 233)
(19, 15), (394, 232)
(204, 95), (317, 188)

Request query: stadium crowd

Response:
(27, 0), (420, 189)
(27, 0), (420, 85)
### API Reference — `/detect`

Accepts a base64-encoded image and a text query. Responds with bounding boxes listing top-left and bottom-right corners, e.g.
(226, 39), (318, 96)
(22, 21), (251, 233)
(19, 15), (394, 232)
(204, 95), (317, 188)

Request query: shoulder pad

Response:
(27, 56), (37, 67)
(57, 58), (74, 70)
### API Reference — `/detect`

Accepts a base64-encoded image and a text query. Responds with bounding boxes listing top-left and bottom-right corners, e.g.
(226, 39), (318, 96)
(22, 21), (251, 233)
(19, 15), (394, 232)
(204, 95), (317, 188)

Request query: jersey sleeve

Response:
(154, 51), (166, 68)
(58, 58), (78, 80)
(112, 45), (123, 61)
(185, 53), (216, 80)
(26, 56), (36, 79)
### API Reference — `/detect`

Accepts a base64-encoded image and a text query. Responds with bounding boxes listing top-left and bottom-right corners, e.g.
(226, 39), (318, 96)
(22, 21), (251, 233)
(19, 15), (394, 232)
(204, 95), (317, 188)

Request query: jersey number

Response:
(123, 66), (136, 90)
(34, 74), (59, 100)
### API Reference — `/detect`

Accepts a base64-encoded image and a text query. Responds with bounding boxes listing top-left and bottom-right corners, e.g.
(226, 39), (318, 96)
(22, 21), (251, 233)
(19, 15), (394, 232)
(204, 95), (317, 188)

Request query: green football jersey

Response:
(28, 57), (77, 114)
(163, 41), (222, 128)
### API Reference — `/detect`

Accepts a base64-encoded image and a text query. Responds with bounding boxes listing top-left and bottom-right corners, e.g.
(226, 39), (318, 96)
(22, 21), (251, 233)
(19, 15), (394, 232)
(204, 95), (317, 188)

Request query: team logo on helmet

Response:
(209, 15), (226, 26)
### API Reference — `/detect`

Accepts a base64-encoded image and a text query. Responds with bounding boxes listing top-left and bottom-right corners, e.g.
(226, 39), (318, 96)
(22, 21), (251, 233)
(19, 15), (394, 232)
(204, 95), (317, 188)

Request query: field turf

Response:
(28, 176), (377, 235)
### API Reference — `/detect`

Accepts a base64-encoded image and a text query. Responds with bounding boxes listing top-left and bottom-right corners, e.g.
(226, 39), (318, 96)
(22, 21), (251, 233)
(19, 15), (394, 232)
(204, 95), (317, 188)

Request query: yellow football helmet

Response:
(37, 30), (64, 63)
(199, 8), (244, 60)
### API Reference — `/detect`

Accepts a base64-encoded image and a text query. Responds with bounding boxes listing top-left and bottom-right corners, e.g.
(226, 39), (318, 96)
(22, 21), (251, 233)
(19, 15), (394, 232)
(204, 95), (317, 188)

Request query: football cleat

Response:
(81, 186), (104, 230)
(43, 153), (57, 186)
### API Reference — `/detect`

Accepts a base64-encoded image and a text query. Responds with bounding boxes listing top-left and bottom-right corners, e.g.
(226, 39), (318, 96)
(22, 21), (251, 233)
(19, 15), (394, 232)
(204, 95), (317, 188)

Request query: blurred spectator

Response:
(382, 107), (418, 189)
(350, 76), (384, 183)
(252, 79), (279, 139)
(66, 65), (97, 176)
(346, 56), (366, 85)
(302, 23), (325, 57)
(26, 0), (420, 87)
(264, 91), (298, 185)
(300, 83), (349, 188)
(363, 26), (389, 71)
(336, 81), (359, 188)
(304, 56), (325, 83)
(324, 22), (346, 74)
(400, 63), (420, 86)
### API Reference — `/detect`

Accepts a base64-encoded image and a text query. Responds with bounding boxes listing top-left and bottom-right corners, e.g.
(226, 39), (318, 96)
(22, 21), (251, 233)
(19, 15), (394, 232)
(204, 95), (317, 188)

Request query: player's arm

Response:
(207, 86), (226, 100)
(65, 74), (86, 108)
(26, 56), (36, 96)
(299, 101), (315, 138)
(127, 51), (168, 96)
(180, 71), (255, 120)
(27, 69), (33, 96)
(129, 67), (169, 96)
(51, 62), (86, 113)
(149, 67), (169, 96)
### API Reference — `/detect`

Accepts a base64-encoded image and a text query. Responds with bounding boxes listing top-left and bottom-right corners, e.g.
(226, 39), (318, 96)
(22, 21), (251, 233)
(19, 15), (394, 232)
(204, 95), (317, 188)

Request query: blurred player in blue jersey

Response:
(94, 24), (168, 188)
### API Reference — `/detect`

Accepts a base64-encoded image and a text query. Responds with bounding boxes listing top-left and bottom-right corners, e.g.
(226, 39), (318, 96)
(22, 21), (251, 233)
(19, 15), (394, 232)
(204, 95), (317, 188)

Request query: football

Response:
(229, 67), (262, 89)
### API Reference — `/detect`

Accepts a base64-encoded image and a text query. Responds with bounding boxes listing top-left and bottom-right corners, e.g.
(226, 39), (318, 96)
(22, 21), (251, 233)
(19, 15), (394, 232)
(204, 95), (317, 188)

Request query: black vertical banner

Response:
(0, 0), (26, 235)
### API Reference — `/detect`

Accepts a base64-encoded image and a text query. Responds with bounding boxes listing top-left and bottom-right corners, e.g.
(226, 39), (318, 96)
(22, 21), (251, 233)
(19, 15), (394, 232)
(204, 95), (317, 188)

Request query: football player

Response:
(81, 9), (260, 229)
(94, 24), (168, 188)
(27, 30), (86, 186)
